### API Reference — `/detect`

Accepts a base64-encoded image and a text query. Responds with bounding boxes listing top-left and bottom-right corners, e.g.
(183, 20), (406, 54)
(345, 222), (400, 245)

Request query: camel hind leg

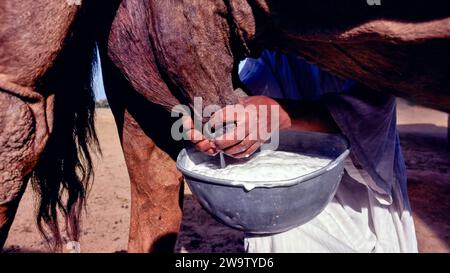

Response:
(0, 178), (27, 249)
(0, 86), (52, 249)
(100, 49), (184, 252)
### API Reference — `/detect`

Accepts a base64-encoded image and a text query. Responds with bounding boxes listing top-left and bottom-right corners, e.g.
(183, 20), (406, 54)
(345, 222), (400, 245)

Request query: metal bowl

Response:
(176, 130), (350, 235)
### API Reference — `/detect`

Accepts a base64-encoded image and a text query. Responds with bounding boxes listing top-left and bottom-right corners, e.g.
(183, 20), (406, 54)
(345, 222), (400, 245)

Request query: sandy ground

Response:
(3, 100), (449, 253)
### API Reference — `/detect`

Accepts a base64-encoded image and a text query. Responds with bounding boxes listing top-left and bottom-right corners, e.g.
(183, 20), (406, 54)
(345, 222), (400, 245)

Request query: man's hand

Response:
(207, 96), (291, 158)
(182, 115), (217, 155)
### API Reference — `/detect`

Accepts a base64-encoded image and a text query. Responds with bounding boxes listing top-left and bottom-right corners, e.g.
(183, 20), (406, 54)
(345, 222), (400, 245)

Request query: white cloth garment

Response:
(244, 159), (418, 253)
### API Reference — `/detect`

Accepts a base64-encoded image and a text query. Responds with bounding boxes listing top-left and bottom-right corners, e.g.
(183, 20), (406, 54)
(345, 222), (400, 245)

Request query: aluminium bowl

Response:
(176, 130), (350, 234)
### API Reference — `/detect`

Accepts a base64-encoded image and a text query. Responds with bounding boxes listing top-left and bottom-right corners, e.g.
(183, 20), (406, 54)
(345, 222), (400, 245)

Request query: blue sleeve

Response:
(239, 50), (356, 100)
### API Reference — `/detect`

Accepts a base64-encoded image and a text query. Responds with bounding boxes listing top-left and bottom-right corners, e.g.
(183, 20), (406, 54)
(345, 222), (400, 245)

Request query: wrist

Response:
(241, 96), (292, 130)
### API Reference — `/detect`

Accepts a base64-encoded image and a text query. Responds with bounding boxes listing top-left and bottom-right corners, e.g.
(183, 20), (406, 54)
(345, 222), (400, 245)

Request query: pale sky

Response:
(93, 52), (106, 101)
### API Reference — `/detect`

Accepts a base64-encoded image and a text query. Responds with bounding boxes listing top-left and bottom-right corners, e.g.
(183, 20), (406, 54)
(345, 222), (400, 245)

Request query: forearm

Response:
(276, 99), (340, 134)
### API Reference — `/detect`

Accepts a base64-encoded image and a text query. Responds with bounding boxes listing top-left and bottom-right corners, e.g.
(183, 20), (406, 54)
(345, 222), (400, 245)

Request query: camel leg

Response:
(100, 54), (184, 252)
(0, 179), (27, 249)
(0, 86), (51, 250)
(121, 110), (184, 253)
(0, 92), (32, 250)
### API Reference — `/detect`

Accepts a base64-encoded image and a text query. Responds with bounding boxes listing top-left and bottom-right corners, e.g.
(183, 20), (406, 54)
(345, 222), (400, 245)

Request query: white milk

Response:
(187, 150), (332, 188)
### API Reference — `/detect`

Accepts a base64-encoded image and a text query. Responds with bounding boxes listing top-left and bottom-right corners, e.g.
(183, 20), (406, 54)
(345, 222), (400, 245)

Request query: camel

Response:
(0, 0), (449, 252)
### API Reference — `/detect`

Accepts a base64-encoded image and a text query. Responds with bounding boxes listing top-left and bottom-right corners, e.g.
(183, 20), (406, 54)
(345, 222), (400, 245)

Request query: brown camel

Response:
(0, 0), (449, 252)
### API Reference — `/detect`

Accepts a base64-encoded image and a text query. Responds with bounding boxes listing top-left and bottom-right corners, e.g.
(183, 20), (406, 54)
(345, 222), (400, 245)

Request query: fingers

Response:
(208, 105), (241, 130)
(222, 137), (258, 156)
(182, 115), (203, 143)
(231, 140), (262, 159)
(213, 123), (250, 150)
(209, 105), (255, 150)
(181, 98), (279, 158)
(195, 139), (216, 155)
(182, 115), (217, 155)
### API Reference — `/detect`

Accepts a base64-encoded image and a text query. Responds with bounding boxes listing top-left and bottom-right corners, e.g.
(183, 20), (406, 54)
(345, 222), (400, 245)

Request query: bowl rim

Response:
(176, 132), (350, 189)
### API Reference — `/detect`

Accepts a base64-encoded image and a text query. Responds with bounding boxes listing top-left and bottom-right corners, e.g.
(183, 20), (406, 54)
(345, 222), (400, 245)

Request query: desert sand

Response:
(3, 100), (449, 253)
